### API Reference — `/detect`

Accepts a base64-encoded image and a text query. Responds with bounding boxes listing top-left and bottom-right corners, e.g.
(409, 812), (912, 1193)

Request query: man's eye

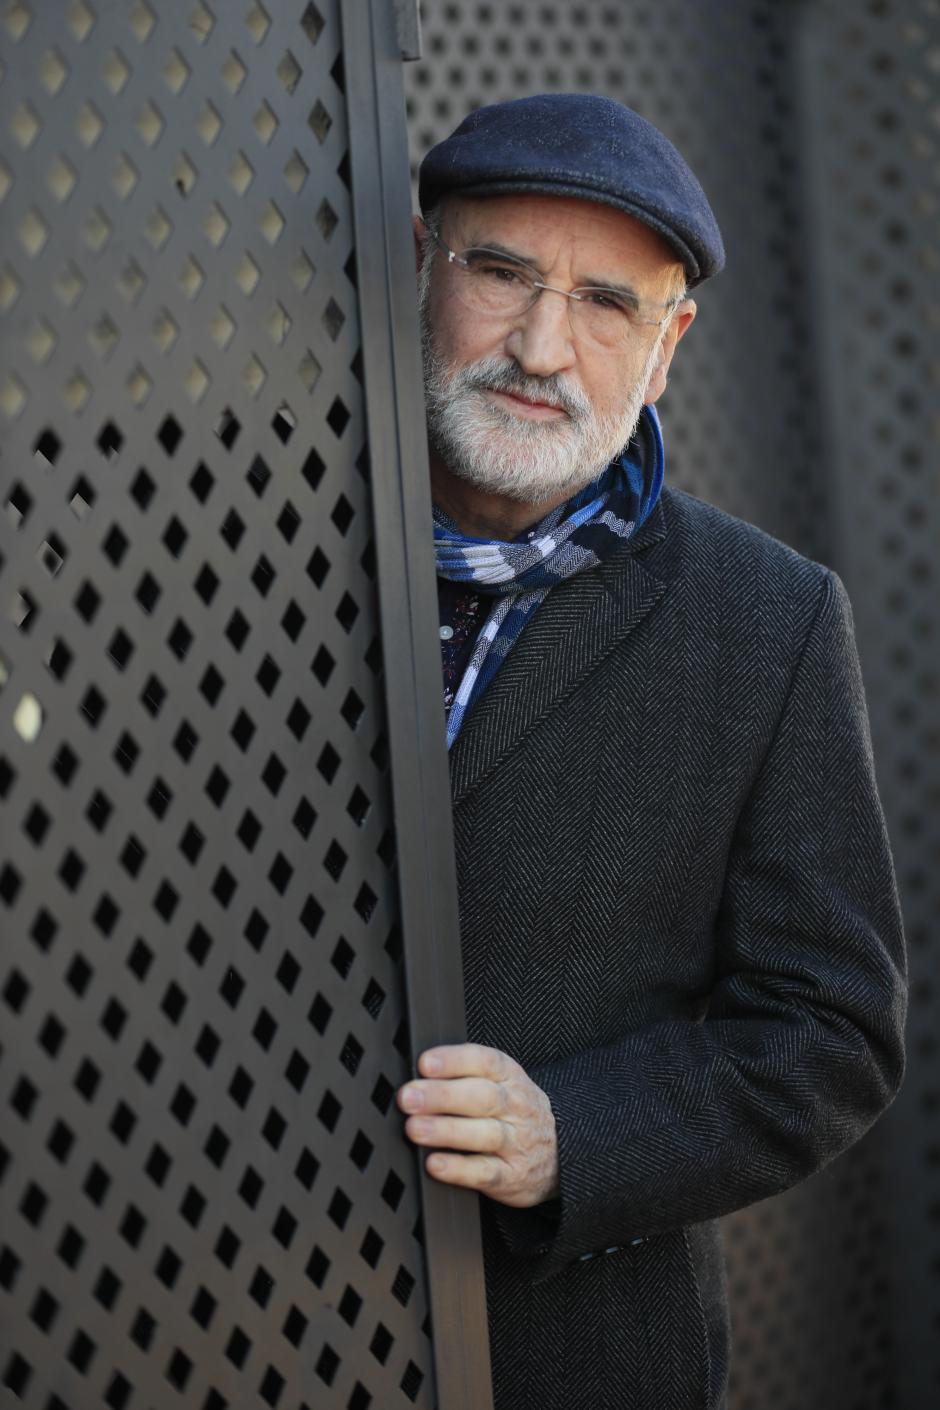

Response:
(476, 262), (526, 284)
(583, 291), (634, 315)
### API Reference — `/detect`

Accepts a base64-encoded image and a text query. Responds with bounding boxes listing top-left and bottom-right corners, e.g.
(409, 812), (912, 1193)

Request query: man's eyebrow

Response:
(462, 237), (646, 303)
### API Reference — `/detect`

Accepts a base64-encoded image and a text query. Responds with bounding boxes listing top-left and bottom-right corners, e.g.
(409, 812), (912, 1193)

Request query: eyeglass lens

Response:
(449, 248), (660, 348)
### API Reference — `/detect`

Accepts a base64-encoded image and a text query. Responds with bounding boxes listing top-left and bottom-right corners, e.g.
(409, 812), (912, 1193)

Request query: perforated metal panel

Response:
(0, 3), (474, 1407)
(405, 4), (937, 1408)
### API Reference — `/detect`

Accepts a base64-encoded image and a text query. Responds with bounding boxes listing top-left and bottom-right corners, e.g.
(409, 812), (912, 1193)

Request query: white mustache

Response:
(457, 359), (591, 422)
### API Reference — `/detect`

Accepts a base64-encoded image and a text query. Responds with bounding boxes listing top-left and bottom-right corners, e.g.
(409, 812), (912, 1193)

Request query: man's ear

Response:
(413, 214), (427, 276)
(644, 298), (696, 406)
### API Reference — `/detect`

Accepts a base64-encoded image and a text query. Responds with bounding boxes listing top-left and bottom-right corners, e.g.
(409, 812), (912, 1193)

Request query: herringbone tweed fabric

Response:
(449, 487), (908, 1410)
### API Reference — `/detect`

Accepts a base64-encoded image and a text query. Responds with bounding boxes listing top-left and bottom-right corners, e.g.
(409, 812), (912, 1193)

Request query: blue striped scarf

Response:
(434, 404), (665, 748)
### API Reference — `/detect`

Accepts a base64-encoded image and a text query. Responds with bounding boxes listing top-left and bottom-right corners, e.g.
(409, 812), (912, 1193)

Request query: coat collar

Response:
(449, 495), (670, 806)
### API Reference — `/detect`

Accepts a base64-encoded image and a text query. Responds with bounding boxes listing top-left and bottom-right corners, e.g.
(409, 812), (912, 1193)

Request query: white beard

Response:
(419, 290), (666, 504)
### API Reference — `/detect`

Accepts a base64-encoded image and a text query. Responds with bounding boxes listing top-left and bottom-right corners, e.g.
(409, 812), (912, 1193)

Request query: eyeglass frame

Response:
(429, 230), (685, 339)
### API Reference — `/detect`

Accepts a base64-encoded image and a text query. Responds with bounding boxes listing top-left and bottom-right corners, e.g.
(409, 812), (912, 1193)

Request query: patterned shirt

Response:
(437, 575), (485, 715)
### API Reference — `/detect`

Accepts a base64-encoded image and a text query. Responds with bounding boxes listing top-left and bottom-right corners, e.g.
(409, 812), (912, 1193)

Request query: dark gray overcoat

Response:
(448, 486), (908, 1410)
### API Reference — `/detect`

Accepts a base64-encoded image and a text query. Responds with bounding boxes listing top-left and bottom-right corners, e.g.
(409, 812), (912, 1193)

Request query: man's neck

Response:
(429, 451), (574, 541)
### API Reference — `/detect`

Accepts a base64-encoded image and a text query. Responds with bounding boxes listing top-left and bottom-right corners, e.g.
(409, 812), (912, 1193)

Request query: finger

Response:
(424, 1151), (504, 1192)
(397, 1076), (506, 1118)
(405, 1115), (504, 1153)
(418, 1043), (513, 1081)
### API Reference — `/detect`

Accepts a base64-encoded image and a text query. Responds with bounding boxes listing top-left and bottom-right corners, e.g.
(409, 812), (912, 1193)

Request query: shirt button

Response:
(439, 625), (454, 641)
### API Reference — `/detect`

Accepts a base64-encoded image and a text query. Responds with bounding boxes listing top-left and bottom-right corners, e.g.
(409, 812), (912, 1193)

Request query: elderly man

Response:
(395, 95), (907, 1410)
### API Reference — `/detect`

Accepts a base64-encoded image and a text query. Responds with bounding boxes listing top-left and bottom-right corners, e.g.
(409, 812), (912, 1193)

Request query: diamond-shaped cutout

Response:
(26, 320), (57, 364)
(326, 396), (349, 437)
(298, 350), (321, 393)
(47, 155), (78, 203)
(64, 370), (91, 414)
(66, 1), (95, 43)
(291, 251), (315, 292)
(246, 3), (271, 43)
(185, 361), (210, 403)
(12, 102), (42, 150)
(221, 50), (247, 94)
(322, 297), (344, 341)
(204, 202), (230, 247)
(19, 209), (49, 258)
(54, 262), (85, 308)
(75, 102), (104, 151)
(152, 309), (179, 353)
(210, 305), (236, 348)
(5, 481), (32, 529)
(111, 153), (139, 200)
(0, 373), (28, 418)
(272, 402), (296, 443)
(277, 50), (302, 94)
(243, 356), (266, 397)
(253, 101), (278, 145)
(316, 198), (338, 241)
(235, 252), (260, 295)
(301, 4), (324, 45)
(9, 584), (39, 634)
(190, 2), (214, 42)
(145, 205), (172, 250)
(4, 2), (31, 41)
(179, 255), (205, 300)
(102, 48), (131, 95)
(163, 48), (190, 94)
(0, 267), (22, 311)
(267, 302), (291, 345)
(260, 201), (284, 244)
(197, 101), (222, 146)
(228, 151), (254, 195)
(89, 314), (120, 359)
(83, 206), (113, 253)
(173, 152), (198, 196)
(284, 150), (308, 193)
(38, 535), (66, 576)
(136, 101), (164, 147)
(13, 692), (44, 742)
(116, 258), (146, 303)
(308, 100), (332, 143)
(127, 365), (152, 406)
(129, 0), (156, 42)
(40, 49), (70, 96)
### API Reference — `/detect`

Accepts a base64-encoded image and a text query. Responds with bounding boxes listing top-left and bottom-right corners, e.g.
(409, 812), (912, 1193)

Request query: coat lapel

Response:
(449, 499), (670, 805)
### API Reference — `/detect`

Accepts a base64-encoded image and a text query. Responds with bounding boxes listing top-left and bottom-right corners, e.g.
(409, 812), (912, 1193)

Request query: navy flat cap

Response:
(419, 93), (725, 288)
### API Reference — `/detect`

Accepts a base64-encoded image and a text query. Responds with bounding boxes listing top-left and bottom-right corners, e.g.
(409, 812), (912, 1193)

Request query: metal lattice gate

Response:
(0, 3), (491, 1409)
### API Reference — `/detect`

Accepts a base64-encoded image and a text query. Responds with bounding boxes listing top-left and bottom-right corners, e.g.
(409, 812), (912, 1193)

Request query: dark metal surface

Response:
(0, 1), (484, 1406)
(342, 0), (493, 1406)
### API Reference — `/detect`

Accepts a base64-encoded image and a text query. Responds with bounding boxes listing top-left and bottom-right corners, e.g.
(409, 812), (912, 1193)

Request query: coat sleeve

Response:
(497, 569), (908, 1281)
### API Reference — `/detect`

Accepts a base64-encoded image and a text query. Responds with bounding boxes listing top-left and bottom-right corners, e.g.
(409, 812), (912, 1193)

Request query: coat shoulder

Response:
(655, 486), (832, 613)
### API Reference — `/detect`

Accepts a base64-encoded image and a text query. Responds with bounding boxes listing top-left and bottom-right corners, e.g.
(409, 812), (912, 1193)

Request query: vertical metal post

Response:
(340, 3), (495, 1409)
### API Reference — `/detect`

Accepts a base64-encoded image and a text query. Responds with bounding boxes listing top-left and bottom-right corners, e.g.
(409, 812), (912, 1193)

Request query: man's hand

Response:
(397, 1043), (559, 1207)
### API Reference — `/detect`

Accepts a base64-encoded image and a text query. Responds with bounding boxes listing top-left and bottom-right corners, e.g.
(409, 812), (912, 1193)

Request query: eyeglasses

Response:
(431, 232), (680, 351)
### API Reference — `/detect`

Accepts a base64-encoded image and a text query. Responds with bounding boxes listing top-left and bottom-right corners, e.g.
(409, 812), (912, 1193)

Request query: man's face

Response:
(417, 192), (693, 505)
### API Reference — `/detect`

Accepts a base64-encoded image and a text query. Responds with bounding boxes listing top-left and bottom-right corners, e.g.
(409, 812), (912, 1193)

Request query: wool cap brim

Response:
(418, 93), (725, 288)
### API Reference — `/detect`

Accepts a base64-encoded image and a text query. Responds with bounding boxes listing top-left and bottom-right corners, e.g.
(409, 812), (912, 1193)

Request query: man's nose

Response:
(503, 289), (578, 378)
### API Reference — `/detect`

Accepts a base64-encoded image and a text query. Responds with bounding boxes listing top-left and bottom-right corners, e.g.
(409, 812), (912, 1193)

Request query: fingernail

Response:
(422, 1055), (442, 1075)
(401, 1086), (423, 1111)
